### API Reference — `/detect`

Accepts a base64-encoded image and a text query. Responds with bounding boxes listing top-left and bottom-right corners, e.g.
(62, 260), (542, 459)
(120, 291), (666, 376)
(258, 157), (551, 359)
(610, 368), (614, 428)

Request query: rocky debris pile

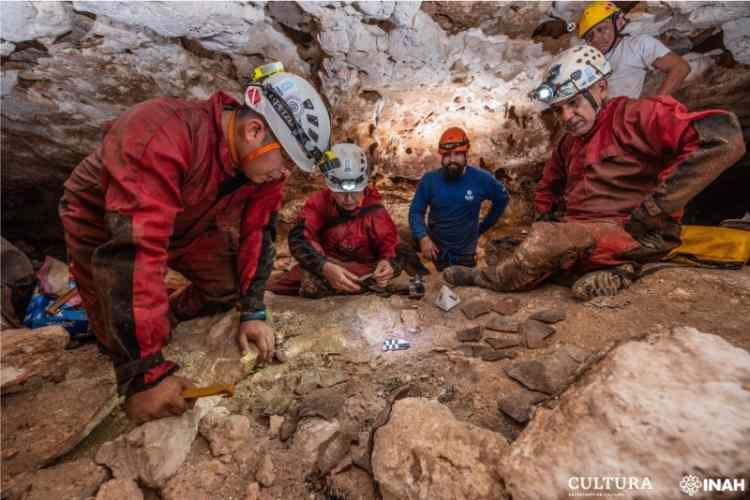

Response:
(1, 325), (69, 394)
(1, 371), (116, 492)
(372, 397), (509, 500)
(502, 327), (750, 500)
(453, 302), (572, 359)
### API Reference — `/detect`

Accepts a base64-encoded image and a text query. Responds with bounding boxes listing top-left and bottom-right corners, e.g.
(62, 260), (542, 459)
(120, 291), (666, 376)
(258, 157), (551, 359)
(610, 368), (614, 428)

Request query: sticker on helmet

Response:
(276, 80), (295, 94)
(246, 87), (262, 107)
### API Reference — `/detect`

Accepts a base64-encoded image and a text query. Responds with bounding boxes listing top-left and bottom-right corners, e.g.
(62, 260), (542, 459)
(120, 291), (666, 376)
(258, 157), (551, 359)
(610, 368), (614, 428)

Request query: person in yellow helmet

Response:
(578, 1), (690, 99)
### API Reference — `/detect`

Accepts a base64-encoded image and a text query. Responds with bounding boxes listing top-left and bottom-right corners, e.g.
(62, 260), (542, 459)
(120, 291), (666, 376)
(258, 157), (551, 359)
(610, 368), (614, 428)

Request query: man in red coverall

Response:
(268, 143), (400, 297)
(59, 63), (332, 422)
(445, 45), (745, 299)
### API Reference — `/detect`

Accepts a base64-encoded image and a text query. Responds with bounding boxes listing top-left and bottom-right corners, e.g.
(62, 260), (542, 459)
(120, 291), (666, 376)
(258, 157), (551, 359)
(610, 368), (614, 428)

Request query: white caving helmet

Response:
(244, 62), (332, 172)
(532, 45), (612, 108)
(319, 143), (369, 193)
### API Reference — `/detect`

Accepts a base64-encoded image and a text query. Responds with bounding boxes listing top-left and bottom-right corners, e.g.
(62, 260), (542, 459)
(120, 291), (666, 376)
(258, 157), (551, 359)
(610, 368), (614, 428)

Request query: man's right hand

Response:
(125, 375), (196, 423)
(419, 236), (439, 261)
(321, 262), (361, 293)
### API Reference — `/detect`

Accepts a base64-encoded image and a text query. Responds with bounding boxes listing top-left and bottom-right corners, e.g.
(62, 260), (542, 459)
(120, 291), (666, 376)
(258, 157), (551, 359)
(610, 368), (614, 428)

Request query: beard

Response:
(440, 163), (465, 182)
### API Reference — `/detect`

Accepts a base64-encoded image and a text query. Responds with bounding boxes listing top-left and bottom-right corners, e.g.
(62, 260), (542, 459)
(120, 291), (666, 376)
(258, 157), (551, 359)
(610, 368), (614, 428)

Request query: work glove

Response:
(624, 203), (682, 260)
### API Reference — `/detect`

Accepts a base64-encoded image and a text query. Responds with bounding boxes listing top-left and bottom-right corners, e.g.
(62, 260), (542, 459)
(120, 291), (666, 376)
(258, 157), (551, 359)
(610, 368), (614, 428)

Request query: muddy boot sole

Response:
(571, 265), (636, 301)
(443, 266), (479, 287)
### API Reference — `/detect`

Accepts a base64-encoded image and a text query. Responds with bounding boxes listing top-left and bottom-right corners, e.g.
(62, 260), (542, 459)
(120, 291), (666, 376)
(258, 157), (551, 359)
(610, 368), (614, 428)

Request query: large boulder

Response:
(4, 458), (108, 500)
(1, 375), (117, 490)
(0, 325), (69, 394)
(95, 404), (210, 489)
(372, 397), (509, 500)
(502, 327), (750, 500)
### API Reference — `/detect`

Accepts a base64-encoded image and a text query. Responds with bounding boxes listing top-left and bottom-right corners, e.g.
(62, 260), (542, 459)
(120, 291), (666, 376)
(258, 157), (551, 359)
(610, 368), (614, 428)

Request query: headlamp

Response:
(251, 61), (285, 82)
(440, 140), (469, 151)
(340, 180), (358, 192)
(327, 174), (366, 192)
(533, 84), (555, 104)
(318, 150), (340, 175)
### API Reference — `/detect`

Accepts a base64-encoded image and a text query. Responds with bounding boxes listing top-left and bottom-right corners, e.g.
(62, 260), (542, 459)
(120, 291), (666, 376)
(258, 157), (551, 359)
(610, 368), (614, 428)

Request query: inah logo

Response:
(680, 475), (747, 496)
(465, 190), (474, 201)
(680, 475), (701, 496)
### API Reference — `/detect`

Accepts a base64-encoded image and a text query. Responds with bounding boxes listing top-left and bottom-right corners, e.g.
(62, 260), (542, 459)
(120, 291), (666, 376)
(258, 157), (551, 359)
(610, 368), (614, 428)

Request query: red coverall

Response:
(481, 95), (744, 291)
(268, 187), (399, 295)
(59, 92), (282, 396)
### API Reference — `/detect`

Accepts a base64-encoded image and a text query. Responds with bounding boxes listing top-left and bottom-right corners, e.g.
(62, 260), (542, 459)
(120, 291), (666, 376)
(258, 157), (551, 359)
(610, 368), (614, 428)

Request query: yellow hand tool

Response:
(181, 383), (235, 400)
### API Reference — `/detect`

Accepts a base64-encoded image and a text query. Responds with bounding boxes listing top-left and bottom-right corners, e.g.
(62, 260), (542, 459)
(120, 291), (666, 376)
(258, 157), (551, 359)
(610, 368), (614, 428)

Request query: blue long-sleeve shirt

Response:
(409, 166), (509, 261)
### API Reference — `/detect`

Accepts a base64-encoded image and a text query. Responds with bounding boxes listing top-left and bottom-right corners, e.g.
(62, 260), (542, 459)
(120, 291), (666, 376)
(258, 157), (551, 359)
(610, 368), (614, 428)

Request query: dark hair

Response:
(237, 105), (264, 122)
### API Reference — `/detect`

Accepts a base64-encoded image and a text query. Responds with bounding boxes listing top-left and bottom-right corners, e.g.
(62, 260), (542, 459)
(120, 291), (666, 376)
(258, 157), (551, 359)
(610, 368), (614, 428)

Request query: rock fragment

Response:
(461, 300), (492, 319)
(456, 325), (482, 342)
(521, 320), (555, 349)
(528, 308), (566, 324)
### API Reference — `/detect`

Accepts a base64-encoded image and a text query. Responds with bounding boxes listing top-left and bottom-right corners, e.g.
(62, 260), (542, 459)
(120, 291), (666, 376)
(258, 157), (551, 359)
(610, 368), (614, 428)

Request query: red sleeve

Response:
(534, 143), (567, 214)
(370, 207), (400, 261)
(97, 108), (188, 395)
(237, 180), (284, 310)
(614, 97), (744, 215)
(299, 192), (328, 256)
(615, 97), (701, 183)
(288, 191), (330, 275)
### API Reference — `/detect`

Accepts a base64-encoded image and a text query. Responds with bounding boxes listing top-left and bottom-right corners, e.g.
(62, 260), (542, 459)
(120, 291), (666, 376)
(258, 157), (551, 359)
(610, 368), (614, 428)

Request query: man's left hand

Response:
(373, 260), (394, 287)
(237, 320), (275, 363)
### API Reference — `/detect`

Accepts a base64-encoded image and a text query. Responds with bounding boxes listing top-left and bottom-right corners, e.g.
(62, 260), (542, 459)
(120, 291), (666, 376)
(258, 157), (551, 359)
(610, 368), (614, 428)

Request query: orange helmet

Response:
(438, 127), (470, 155)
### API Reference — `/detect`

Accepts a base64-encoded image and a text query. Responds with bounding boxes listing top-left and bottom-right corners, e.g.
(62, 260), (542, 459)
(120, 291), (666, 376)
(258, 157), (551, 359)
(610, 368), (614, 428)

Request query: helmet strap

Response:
(227, 109), (240, 165)
(228, 109), (282, 167)
(239, 142), (281, 164)
(582, 89), (600, 114)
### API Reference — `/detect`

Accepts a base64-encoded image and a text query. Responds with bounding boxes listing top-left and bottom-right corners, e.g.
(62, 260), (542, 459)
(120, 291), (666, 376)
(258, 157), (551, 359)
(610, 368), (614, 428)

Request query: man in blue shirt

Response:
(409, 127), (509, 271)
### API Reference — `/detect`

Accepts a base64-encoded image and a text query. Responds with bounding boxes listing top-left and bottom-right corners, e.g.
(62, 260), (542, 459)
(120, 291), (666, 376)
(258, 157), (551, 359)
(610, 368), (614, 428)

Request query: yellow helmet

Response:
(578, 1), (621, 38)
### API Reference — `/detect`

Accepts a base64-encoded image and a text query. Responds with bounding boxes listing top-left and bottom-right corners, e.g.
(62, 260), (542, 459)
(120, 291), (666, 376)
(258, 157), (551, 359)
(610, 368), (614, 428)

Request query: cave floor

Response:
(36, 264), (750, 499)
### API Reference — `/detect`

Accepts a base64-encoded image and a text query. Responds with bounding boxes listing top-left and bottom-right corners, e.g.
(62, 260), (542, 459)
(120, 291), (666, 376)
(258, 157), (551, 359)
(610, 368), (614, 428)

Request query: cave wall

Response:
(2, 1), (750, 253)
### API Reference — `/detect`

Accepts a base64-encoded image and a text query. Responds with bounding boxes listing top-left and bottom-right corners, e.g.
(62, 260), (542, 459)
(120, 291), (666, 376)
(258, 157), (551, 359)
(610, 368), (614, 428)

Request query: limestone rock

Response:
(484, 336), (521, 350)
(199, 413), (251, 457)
(5, 459), (108, 500)
(484, 315), (520, 333)
(161, 459), (232, 500)
(480, 349), (515, 362)
(0, 1), (73, 43)
(95, 406), (204, 489)
(96, 479), (144, 500)
(1, 376), (117, 490)
(1, 325), (69, 394)
(528, 308), (566, 324)
(462, 300), (492, 319)
(269, 415), (284, 438)
(502, 327), (750, 500)
(492, 297), (521, 316)
(167, 311), (258, 386)
(256, 453), (276, 487)
(497, 388), (548, 423)
(327, 466), (377, 500)
(456, 325), (482, 342)
(245, 482), (261, 500)
(293, 418), (341, 466)
(504, 350), (580, 395)
(521, 319), (555, 349)
(316, 430), (352, 475)
(372, 398), (509, 500)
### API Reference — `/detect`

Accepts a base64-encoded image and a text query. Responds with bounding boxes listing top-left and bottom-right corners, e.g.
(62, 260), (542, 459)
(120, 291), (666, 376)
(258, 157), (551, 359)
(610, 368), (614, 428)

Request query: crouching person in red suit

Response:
(268, 143), (401, 298)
